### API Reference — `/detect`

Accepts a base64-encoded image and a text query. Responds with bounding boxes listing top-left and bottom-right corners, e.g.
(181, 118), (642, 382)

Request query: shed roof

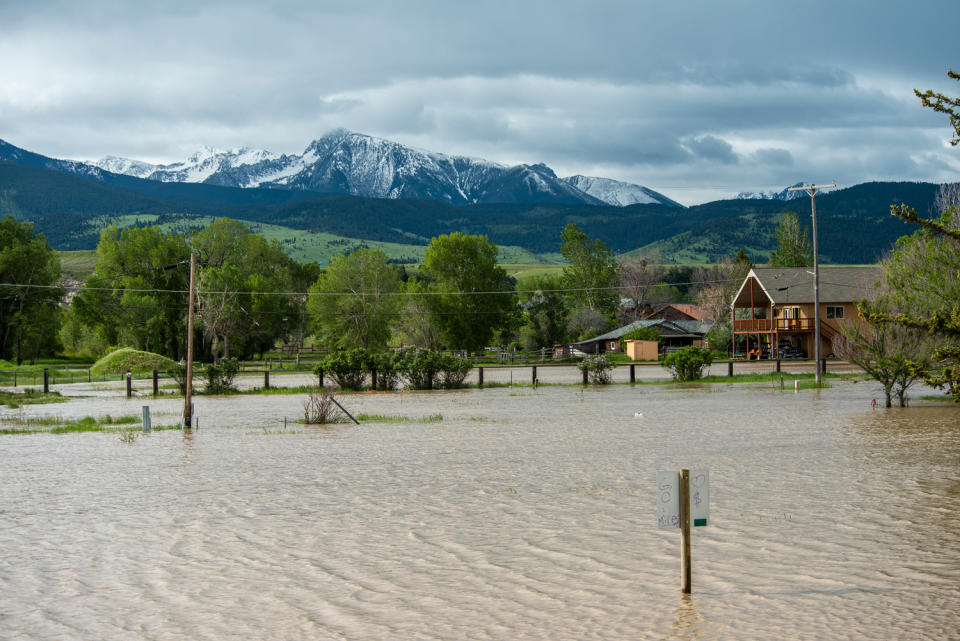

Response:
(732, 266), (881, 307)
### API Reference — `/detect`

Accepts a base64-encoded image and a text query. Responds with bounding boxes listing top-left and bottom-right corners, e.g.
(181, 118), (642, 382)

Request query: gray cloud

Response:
(1, 0), (957, 203)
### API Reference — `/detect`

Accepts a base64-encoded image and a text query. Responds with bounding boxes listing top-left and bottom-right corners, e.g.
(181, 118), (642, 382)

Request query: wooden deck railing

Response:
(734, 319), (817, 332)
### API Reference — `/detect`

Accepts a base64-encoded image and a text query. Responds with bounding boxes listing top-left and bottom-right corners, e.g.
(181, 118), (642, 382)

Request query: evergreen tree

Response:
(768, 211), (813, 267)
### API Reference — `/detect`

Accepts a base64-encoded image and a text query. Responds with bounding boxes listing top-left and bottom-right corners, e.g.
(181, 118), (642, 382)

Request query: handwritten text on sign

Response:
(657, 470), (709, 529)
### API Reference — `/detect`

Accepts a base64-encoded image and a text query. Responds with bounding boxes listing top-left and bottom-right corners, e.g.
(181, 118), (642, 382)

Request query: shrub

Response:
(168, 362), (188, 394)
(394, 347), (440, 389)
(303, 388), (346, 424)
(577, 353), (615, 384)
(370, 351), (401, 391)
(662, 346), (714, 382)
(204, 357), (240, 393)
(437, 352), (472, 389)
(316, 348), (370, 390)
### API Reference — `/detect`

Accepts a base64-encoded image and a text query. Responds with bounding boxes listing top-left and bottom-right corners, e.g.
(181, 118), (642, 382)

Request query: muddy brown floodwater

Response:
(1, 372), (957, 640)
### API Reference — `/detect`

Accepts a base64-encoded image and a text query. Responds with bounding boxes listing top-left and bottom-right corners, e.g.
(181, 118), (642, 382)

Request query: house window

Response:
(826, 306), (844, 319)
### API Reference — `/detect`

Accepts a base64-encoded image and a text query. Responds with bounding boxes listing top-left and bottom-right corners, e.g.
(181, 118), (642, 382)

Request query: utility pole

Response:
(184, 252), (196, 428)
(787, 183), (835, 384)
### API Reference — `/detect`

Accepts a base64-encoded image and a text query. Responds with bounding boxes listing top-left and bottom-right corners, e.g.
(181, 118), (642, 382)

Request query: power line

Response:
(0, 277), (744, 298)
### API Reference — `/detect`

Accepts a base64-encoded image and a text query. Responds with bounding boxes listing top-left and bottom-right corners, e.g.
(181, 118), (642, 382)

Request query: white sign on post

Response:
(691, 470), (709, 527)
(657, 469), (709, 528)
(657, 470), (680, 529)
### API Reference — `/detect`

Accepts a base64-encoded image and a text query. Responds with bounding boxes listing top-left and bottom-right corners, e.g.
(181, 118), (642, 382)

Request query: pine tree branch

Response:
(890, 204), (960, 241)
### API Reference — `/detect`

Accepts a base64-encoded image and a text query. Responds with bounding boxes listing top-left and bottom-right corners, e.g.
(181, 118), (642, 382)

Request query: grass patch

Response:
(0, 414), (179, 435)
(0, 389), (67, 408)
(90, 348), (176, 378)
(919, 394), (954, 402)
(632, 372), (851, 386)
(355, 413), (444, 424)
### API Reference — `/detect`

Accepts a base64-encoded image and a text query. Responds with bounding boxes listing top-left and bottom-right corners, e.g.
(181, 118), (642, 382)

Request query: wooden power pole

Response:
(787, 183), (835, 384)
(184, 252), (196, 428)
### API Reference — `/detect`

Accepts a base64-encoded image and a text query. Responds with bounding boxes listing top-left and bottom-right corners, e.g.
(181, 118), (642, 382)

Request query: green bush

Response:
(394, 347), (440, 389)
(437, 352), (472, 389)
(316, 348), (370, 391)
(204, 357), (240, 394)
(168, 362), (188, 394)
(370, 351), (401, 391)
(577, 353), (615, 384)
(393, 348), (473, 390)
(662, 346), (714, 382)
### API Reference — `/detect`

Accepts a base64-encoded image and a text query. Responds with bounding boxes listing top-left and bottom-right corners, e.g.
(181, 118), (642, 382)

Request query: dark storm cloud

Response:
(1, 0), (957, 202)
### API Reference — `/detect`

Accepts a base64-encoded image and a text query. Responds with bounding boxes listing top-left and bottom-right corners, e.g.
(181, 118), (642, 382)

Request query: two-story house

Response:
(730, 266), (880, 359)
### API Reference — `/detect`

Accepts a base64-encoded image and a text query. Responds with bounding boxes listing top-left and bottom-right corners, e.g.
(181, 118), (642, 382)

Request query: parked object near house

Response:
(625, 340), (658, 361)
(731, 266), (879, 360)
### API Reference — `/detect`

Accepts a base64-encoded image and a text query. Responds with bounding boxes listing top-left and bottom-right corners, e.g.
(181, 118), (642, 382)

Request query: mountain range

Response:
(0, 134), (940, 265)
(88, 128), (682, 207)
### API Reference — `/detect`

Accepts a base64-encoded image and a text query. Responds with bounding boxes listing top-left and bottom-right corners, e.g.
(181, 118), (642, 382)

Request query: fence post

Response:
(126, 371), (132, 397)
(153, 369), (159, 396)
(43, 368), (49, 393)
(318, 369), (324, 388)
(478, 366), (484, 388)
(727, 361), (733, 377)
(142, 406), (152, 432)
(264, 370), (270, 389)
(531, 366), (537, 386)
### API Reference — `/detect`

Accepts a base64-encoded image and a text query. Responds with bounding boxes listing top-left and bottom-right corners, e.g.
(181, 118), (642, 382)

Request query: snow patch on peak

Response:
(563, 175), (681, 207)
(736, 182), (807, 201)
(94, 156), (157, 178)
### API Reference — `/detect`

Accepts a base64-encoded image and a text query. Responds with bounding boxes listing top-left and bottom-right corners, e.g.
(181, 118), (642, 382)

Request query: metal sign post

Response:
(658, 469), (709, 593)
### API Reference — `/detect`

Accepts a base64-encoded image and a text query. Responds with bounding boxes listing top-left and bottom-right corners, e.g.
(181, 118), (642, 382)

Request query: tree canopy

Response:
(768, 211), (813, 267)
(0, 216), (63, 364)
(864, 70), (960, 401)
(420, 232), (518, 352)
(560, 223), (620, 318)
(308, 248), (402, 351)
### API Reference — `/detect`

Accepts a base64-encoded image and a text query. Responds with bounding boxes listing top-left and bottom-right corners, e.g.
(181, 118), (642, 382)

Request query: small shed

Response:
(625, 340), (658, 361)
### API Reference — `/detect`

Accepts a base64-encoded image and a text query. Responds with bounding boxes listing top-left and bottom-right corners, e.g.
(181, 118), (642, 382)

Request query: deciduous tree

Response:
(308, 248), (402, 351)
(560, 223), (619, 318)
(420, 232), (518, 352)
(0, 217), (63, 364)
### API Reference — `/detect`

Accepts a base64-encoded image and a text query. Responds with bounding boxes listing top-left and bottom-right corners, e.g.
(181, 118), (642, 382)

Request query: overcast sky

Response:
(1, 0), (957, 204)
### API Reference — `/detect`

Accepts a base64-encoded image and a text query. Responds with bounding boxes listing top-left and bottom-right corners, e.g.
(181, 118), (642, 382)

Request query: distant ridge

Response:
(81, 129), (681, 207)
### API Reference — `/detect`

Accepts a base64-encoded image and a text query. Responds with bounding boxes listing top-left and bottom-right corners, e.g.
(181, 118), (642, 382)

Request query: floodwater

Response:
(1, 374), (958, 640)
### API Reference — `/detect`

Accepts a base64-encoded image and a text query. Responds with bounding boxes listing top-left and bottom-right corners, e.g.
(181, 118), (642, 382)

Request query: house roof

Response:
(577, 318), (714, 345)
(732, 266), (881, 307)
(646, 302), (715, 322)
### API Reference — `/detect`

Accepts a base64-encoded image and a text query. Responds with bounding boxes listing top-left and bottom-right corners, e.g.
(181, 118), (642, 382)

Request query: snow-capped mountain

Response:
(735, 182), (808, 201)
(562, 175), (682, 207)
(87, 129), (680, 207)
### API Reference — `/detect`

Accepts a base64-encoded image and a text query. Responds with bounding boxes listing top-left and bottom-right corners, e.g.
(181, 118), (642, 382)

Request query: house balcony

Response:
(733, 319), (816, 333)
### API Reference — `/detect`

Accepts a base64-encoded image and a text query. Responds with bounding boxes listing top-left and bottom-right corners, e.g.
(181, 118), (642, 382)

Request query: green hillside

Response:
(2, 160), (940, 265)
